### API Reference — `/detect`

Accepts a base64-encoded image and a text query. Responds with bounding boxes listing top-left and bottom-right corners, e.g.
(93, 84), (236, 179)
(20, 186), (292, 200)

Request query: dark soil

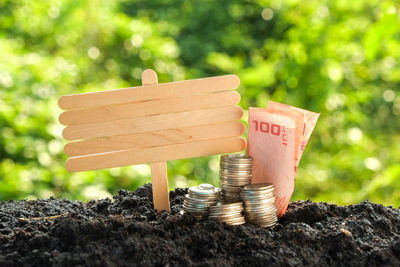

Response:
(0, 184), (399, 267)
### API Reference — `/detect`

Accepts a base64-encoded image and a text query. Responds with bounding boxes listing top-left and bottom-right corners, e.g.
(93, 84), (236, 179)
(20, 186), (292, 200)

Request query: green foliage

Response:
(0, 0), (399, 207)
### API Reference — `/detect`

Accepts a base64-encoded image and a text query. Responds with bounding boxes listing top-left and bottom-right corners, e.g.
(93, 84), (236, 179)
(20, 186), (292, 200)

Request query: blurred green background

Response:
(1, 0), (399, 207)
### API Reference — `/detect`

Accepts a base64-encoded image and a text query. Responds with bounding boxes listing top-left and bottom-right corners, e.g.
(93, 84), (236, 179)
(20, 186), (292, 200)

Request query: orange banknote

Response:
(248, 103), (319, 217)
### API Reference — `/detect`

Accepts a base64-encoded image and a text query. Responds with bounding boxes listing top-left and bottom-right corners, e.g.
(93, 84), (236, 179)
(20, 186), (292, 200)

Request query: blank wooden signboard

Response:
(58, 69), (246, 213)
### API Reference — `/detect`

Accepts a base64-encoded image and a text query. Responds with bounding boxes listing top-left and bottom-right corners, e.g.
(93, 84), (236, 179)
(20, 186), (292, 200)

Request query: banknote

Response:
(266, 104), (304, 172)
(267, 101), (320, 169)
(247, 107), (296, 217)
(248, 103), (319, 217)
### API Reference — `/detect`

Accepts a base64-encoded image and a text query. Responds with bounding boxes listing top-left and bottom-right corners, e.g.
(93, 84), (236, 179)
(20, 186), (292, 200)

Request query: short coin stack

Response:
(182, 184), (221, 218)
(240, 183), (278, 227)
(220, 154), (252, 203)
(209, 202), (245, 225)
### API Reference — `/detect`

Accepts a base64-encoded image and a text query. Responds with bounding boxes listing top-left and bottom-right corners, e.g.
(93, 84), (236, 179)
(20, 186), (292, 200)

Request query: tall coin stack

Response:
(240, 183), (278, 227)
(182, 184), (221, 218)
(220, 154), (252, 203)
(209, 202), (245, 225)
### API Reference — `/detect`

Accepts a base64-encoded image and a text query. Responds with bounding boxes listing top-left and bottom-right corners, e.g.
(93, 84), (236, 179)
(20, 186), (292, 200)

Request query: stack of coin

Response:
(219, 154), (252, 203)
(240, 183), (278, 228)
(182, 184), (221, 218)
(209, 202), (245, 225)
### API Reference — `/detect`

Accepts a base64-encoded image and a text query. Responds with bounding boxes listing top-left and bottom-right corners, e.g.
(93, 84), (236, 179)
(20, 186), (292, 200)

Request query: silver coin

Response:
(244, 206), (277, 213)
(210, 207), (242, 214)
(184, 197), (218, 203)
(241, 193), (274, 198)
(222, 195), (240, 199)
(248, 215), (278, 222)
(243, 203), (276, 209)
(221, 179), (252, 184)
(220, 168), (252, 173)
(210, 209), (242, 214)
(220, 219), (246, 225)
(185, 194), (219, 200)
(220, 164), (253, 170)
(220, 220), (246, 226)
(258, 221), (278, 228)
(221, 195), (240, 199)
(222, 198), (241, 202)
(220, 185), (241, 191)
(220, 177), (252, 181)
(240, 193), (274, 199)
(243, 196), (275, 202)
(209, 213), (243, 219)
(220, 169), (252, 174)
(218, 215), (245, 221)
(210, 202), (243, 208)
(245, 213), (277, 219)
(183, 202), (215, 209)
(189, 184), (221, 195)
(220, 159), (253, 164)
(240, 193), (275, 199)
(222, 200), (241, 204)
(221, 154), (252, 160)
(222, 192), (240, 198)
(221, 188), (240, 196)
(221, 164), (251, 169)
(221, 183), (250, 188)
(241, 187), (274, 193)
(242, 183), (274, 191)
(220, 175), (252, 180)
(221, 180), (252, 184)
(221, 182), (250, 187)
(182, 202), (209, 209)
(239, 193), (275, 201)
(183, 208), (208, 214)
(240, 188), (275, 193)
(210, 207), (243, 214)
(221, 182), (251, 186)
(220, 176), (252, 181)
(221, 218), (246, 224)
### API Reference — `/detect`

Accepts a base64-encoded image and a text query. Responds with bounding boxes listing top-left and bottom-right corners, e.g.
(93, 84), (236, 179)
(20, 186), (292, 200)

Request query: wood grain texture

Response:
(65, 137), (246, 172)
(150, 162), (171, 213)
(58, 74), (240, 110)
(59, 91), (240, 126)
(62, 106), (244, 141)
(64, 121), (245, 156)
(141, 69), (170, 214)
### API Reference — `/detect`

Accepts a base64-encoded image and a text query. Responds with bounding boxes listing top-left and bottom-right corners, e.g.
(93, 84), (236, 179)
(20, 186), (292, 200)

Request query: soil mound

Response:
(0, 184), (399, 266)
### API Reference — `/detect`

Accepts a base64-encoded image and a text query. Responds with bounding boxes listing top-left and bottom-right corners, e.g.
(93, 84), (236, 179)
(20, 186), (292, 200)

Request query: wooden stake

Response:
(142, 69), (171, 213)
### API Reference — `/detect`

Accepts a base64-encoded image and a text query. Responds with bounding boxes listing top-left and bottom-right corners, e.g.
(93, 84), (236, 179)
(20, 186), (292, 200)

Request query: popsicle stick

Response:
(65, 137), (246, 172)
(62, 105), (244, 141)
(59, 91), (240, 126)
(58, 74), (240, 110)
(142, 69), (171, 214)
(64, 121), (245, 156)
(151, 161), (170, 213)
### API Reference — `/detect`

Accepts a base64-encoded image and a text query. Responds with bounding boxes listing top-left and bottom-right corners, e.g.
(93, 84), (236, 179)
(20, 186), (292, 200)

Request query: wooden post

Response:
(141, 69), (171, 213)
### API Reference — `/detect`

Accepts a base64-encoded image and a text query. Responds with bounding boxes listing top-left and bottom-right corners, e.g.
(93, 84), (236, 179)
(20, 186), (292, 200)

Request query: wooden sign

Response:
(58, 69), (246, 213)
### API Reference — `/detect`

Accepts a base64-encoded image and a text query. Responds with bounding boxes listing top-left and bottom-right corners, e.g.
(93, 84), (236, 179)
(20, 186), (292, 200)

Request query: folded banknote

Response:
(248, 102), (319, 217)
